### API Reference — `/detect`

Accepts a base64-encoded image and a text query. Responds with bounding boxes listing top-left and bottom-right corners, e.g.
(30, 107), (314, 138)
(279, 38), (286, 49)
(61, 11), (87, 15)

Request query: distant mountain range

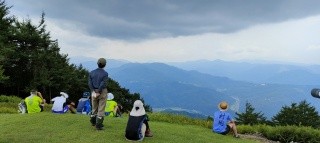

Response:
(168, 59), (320, 86)
(70, 57), (320, 119)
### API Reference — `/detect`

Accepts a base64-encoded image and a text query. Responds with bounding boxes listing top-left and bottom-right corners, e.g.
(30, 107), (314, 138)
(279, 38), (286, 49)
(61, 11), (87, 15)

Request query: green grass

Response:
(0, 113), (259, 143)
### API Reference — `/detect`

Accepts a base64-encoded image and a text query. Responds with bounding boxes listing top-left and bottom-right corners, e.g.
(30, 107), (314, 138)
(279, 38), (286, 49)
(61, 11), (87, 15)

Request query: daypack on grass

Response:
(18, 101), (27, 114)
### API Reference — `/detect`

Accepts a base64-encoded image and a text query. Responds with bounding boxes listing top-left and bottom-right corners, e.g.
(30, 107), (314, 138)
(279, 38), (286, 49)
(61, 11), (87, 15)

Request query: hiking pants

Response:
(91, 88), (107, 117)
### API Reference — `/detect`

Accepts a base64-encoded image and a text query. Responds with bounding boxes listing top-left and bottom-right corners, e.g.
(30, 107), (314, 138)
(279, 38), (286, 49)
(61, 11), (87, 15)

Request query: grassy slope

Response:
(0, 113), (258, 143)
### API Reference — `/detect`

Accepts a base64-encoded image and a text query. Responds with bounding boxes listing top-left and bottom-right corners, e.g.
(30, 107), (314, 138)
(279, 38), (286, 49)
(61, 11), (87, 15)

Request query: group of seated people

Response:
(19, 89), (153, 141)
(20, 90), (122, 116)
(19, 89), (239, 141)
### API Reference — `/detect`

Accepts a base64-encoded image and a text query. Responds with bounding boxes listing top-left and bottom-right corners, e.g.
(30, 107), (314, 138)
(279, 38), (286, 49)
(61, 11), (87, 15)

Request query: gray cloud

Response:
(8, 0), (320, 40)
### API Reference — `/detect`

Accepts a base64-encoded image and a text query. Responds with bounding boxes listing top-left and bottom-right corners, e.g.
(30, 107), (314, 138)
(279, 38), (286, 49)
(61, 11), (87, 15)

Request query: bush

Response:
(237, 124), (320, 142)
(0, 107), (18, 114)
(149, 112), (212, 129)
(0, 95), (22, 103)
(0, 95), (22, 114)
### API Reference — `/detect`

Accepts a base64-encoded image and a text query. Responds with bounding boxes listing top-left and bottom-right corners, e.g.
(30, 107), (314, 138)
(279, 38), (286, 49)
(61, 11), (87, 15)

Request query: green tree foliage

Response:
(0, 0), (13, 82)
(0, 1), (152, 112)
(272, 100), (320, 128)
(235, 102), (267, 125)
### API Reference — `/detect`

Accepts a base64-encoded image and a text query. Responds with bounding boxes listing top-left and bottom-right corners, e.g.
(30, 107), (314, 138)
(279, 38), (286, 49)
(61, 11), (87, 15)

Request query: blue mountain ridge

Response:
(168, 59), (320, 85)
(71, 57), (320, 119)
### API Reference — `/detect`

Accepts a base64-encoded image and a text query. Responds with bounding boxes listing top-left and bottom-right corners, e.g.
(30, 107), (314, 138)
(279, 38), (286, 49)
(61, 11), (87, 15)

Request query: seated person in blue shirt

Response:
(212, 101), (239, 138)
(76, 92), (91, 115)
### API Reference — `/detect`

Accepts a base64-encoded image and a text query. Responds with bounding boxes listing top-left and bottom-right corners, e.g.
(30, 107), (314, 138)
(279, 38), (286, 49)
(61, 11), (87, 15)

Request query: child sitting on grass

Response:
(125, 100), (153, 141)
(212, 101), (240, 138)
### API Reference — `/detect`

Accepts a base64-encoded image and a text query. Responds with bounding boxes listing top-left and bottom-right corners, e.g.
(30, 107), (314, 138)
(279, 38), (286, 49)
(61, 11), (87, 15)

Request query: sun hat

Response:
(218, 101), (228, 111)
(107, 93), (114, 100)
(130, 100), (146, 117)
(60, 92), (69, 98)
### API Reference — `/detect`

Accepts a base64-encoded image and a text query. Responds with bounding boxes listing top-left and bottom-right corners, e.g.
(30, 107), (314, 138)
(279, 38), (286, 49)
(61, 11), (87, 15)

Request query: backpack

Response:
(82, 99), (91, 114)
(18, 101), (27, 114)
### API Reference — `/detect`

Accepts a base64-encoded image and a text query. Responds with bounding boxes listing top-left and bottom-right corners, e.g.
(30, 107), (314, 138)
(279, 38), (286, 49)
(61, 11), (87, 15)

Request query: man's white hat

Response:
(107, 93), (114, 100)
(60, 92), (69, 98)
(130, 100), (146, 117)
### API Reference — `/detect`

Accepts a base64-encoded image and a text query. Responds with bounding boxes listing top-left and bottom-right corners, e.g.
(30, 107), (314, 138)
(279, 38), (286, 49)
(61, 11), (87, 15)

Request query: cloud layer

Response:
(6, 0), (320, 64)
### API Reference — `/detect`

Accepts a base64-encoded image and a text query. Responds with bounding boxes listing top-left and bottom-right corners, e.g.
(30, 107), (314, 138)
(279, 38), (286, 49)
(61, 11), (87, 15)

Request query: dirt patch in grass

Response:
(239, 133), (279, 143)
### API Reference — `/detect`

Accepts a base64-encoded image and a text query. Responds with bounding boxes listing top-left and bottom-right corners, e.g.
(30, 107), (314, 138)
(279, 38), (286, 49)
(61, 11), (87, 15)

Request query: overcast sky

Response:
(6, 0), (320, 64)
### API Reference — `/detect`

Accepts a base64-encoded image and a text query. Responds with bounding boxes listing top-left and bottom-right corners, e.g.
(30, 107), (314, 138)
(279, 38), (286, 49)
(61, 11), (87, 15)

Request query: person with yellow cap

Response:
(212, 101), (239, 138)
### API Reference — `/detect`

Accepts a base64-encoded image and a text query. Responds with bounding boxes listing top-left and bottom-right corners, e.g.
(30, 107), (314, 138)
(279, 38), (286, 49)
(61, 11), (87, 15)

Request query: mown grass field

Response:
(0, 112), (259, 143)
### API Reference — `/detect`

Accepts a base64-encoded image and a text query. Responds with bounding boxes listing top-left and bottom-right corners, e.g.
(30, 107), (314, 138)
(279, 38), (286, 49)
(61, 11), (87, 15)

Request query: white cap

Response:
(60, 92), (69, 98)
(130, 100), (146, 117)
(107, 93), (114, 100)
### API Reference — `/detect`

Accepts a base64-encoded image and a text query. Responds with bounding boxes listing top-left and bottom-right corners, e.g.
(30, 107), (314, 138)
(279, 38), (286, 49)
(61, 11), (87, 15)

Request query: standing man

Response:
(88, 58), (108, 130)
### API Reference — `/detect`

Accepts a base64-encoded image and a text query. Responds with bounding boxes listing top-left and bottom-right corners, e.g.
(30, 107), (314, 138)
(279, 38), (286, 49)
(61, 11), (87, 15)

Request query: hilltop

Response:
(0, 113), (259, 143)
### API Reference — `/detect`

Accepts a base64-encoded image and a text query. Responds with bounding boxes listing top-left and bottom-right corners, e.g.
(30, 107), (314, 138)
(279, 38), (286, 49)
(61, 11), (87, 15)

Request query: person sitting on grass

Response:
(125, 100), (153, 141)
(105, 93), (122, 117)
(51, 92), (76, 114)
(25, 89), (46, 113)
(76, 91), (91, 115)
(212, 101), (239, 138)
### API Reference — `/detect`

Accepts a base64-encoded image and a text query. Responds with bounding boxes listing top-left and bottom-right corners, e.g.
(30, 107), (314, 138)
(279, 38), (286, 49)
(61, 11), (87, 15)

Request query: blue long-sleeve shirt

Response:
(88, 68), (108, 93)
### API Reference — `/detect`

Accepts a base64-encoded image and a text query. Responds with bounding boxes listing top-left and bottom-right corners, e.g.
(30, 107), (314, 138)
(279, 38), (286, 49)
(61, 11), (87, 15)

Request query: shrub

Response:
(0, 95), (22, 103)
(0, 95), (22, 114)
(0, 107), (18, 114)
(238, 124), (320, 142)
(149, 112), (212, 129)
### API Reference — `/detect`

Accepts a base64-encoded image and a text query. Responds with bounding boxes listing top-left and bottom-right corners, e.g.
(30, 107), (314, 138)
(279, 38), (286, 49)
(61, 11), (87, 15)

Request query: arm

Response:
(37, 92), (45, 104)
(98, 72), (108, 93)
(88, 72), (94, 91)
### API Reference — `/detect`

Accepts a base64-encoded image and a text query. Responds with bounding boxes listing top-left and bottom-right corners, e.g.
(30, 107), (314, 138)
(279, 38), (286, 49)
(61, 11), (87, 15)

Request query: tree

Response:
(272, 100), (320, 128)
(235, 101), (267, 125)
(0, 0), (13, 82)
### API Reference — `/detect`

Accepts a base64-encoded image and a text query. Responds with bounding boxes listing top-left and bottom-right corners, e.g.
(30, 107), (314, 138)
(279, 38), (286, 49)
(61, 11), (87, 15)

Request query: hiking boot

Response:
(96, 116), (104, 130)
(90, 115), (96, 126)
(145, 129), (153, 137)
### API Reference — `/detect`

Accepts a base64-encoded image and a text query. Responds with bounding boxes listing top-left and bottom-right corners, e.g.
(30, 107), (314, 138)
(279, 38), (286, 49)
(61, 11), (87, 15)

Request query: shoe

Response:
(96, 116), (104, 130)
(90, 115), (96, 126)
(234, 134), (240, 138)
(145, 129), (153, 137)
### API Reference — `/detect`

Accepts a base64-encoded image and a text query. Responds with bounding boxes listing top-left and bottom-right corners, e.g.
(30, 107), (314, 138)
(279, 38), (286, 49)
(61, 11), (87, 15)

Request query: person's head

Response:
(97, 58), (106, 68)
(218, 101), (228, 111)
(83, 92), (90, 98)
(30, 89), (37, 96)
(130, 100), (146, 116)
(60, 92), (69, 98)
(107, 93), (114, 100)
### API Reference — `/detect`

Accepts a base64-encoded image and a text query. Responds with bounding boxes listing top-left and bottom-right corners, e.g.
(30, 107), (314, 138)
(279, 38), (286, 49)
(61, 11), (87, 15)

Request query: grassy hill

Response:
(0, 112), (258, 143)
